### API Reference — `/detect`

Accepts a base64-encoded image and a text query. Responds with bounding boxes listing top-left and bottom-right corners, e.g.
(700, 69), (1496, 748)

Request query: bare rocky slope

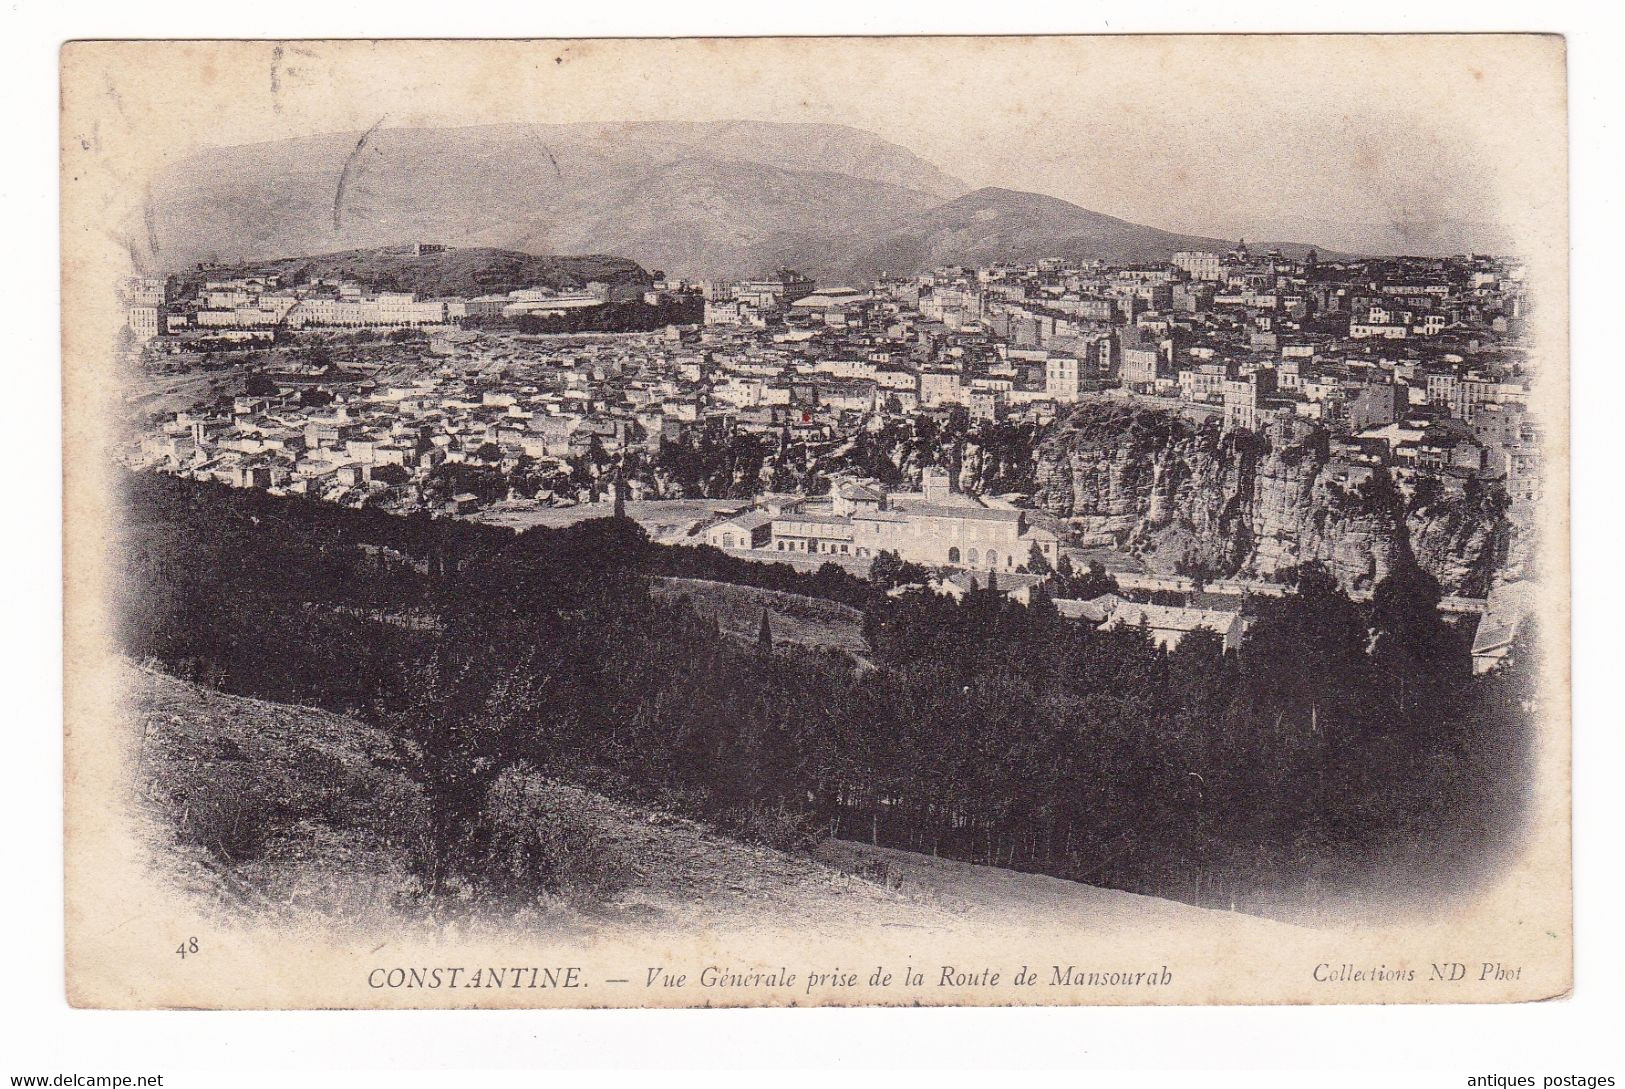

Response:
(1026, 402), (1517, 595)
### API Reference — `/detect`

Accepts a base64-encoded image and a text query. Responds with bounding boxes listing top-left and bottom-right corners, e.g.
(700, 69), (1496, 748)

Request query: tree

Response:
(121, 471), (1534, 918)
(1026, 542), (1052, 575)
(1237, 561), (1369, 741)
(1369, 556), (1465, 721)
(1408, 474), (1444, 512)
(1055, 552), (1076, 580)
(1028, 581), (1059, 620)
(1074, 559), (1119, 600)
(870, 550), (903, 588)
(1353, 467), (1403, 516)
(870, 550), (930, 591)
(380, 653), (534, 899)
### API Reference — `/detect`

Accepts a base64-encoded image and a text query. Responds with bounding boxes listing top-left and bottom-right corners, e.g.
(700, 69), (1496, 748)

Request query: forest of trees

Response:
(363, 409), (1051, 518)
(585, 411), (1043, 504)
(508, 296), (703, 335)
(118, 471), (1536, 913)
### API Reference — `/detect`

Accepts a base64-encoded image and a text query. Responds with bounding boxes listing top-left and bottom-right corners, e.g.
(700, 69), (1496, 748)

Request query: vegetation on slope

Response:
(125, 664), (943, 930)
(179, 246), (650, 299)
(118, 471), (1536, 918)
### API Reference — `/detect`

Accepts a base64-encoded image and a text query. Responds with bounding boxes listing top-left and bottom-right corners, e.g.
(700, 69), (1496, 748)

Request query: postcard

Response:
(61, 35), (1570, 1008)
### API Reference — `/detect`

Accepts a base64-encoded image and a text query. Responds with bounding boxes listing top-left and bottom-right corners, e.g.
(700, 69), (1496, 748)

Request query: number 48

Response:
(175, 937), (199, 959)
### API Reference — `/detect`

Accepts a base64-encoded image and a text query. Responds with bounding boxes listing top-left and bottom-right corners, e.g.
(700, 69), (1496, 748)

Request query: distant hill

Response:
(182, 246), (650, 298)
(138, 120), (1336, 280)
(139, 121), (962, 278)
(573, 119), (967, 198)
(530, 156), (943, 282)
(766, 187), (1333, 280)
(1223, 216), (1515, 259)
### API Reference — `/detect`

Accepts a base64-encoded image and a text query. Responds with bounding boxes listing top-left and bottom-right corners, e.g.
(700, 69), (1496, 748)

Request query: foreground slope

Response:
(122, 662), (1292, 938)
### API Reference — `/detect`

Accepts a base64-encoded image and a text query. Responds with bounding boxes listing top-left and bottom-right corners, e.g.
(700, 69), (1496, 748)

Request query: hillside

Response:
(178, 246), (650, 298)
(650, 575), (871, 661)
(124, 662), (1286, 936)
(137, 120), (1333, 279)
(140, 121), (956, 278)
(598, 119), (968, 198)
(1220, 214), (1516, 259)
(779, 187), (1331, 279)
(550, 157), (942, 282)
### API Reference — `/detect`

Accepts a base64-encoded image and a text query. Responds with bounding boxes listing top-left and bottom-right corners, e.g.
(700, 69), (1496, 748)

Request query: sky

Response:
(68, 36), (1566, 253)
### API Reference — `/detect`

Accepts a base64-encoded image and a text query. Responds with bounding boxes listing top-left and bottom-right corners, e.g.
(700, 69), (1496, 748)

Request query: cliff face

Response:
(1031, 403), (1515, 596)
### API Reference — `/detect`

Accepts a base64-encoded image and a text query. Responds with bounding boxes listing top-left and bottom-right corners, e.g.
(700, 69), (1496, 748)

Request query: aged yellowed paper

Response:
(62, 35), (1570, 1009)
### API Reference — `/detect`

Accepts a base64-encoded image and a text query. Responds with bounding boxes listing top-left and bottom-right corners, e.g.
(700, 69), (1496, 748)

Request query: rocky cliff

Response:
(1030, 402), (1517, 596)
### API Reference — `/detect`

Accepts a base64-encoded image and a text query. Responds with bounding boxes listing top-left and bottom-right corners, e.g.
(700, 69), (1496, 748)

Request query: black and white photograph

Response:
(58, 34), (1571, 1011)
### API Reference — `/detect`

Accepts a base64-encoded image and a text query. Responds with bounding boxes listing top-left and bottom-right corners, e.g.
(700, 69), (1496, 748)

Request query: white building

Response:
(766, 469), (1061, 572)
(1045, 356), (1082, 402)
(1172, 251), (1224, 282)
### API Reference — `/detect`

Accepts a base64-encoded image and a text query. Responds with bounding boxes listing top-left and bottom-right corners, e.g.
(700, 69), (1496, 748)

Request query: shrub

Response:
(176, 780), (289, 865)
(467, 766), (630, 907)
(724, 803), (829, 853)
(850, 855), (905, 891)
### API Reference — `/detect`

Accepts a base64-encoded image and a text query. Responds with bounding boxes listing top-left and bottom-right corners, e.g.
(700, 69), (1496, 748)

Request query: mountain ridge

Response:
(139, 120), (1340, 280)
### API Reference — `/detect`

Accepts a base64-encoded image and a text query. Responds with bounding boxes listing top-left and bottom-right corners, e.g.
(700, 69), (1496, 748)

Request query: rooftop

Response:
(1109, 602), (1242, 633)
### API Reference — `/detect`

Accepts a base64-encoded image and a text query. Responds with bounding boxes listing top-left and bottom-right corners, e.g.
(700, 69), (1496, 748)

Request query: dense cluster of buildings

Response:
(126, 241), (1540, 559)
(125, 240), (1543, 665)
(121, 247), (656, 353)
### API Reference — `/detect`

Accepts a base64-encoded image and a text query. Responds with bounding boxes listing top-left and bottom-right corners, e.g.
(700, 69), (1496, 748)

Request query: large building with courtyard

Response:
(705, 468), (1062, 573)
